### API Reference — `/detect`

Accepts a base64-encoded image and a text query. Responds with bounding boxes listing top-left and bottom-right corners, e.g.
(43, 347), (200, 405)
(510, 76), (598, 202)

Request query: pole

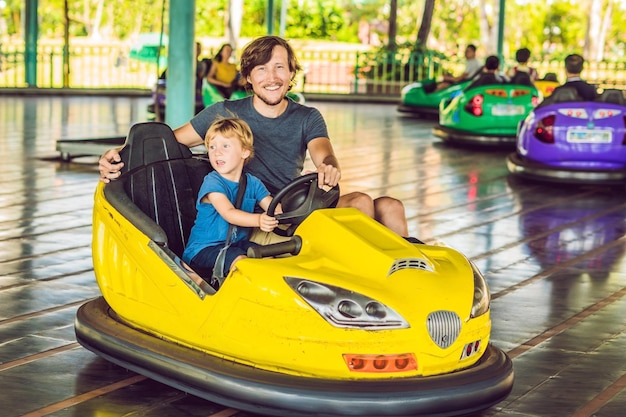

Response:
(24, 0), (38, 87)
(497, 0), (506, 61)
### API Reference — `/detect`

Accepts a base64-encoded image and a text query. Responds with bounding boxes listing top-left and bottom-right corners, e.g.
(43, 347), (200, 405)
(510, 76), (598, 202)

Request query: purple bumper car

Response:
(507, 87), (626, 184)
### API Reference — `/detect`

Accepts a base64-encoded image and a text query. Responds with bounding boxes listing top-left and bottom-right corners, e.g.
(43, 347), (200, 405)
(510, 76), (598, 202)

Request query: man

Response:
(444, 44), (482, 84)
(434, 44), (482, 91)
(99, 35), (413, 241)
(552, 53), (597, 101)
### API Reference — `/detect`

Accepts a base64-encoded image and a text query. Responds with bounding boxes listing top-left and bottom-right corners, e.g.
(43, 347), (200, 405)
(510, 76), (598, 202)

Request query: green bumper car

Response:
(397, 79), (471, 116)
(432, 80), (541, 146)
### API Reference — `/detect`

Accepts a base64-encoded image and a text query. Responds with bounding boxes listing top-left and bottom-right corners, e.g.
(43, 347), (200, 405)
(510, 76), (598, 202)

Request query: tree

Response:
(415, 0), (435, 51)
(585, 0), (613, 61)
(388, 0), (397, 50)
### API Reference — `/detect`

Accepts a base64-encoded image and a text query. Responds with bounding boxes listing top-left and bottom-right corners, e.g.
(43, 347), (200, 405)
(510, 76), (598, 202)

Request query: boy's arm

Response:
(207, 192), (264, 228)
(258, 195), (273, 212)
(208, 193), (278, 233)
(258, 195), (282, 216)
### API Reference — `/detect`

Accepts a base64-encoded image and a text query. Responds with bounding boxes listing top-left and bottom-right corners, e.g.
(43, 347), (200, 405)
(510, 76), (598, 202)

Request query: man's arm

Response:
(173, 122), (206, 147)
(307, 137), (341, 187)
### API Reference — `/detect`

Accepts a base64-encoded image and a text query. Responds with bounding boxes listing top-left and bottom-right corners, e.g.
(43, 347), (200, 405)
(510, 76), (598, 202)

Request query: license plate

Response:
(491, 104), (525, 116)
(566, 129), (612, 143)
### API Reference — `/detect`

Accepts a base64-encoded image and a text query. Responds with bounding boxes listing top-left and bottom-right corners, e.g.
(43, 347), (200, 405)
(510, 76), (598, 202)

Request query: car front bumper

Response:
(76, 297), (514, 417)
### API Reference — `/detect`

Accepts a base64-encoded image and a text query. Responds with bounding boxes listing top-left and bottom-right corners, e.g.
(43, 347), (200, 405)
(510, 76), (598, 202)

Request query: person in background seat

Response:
(434, 44), (483, 91)
(466, 55), (508, 90)
(551, 53), (597, 101)
(206, 43), (245, 98)
(507, 48), (539, 83)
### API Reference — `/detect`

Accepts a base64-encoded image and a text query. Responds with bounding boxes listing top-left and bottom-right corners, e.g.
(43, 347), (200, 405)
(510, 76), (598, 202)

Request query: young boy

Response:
(182, 117), (278, 283)
(466, 55), (508, 90)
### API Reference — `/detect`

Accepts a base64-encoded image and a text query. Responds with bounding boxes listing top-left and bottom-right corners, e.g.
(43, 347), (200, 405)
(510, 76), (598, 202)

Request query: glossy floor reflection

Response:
(1, 95), (625, 417)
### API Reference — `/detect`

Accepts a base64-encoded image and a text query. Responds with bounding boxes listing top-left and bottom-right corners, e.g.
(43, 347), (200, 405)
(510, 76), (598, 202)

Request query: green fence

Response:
(0, 44), (162, 89)
(1, 42), (625, 94)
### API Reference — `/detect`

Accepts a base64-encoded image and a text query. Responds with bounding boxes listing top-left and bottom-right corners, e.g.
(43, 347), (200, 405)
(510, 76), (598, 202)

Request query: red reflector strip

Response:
(343, 353), (417, 373)
(460, 340), (482, 359)
(512, 90), (530, 97)
(594, 109), (621, 119)
(485, 89), (507, 97)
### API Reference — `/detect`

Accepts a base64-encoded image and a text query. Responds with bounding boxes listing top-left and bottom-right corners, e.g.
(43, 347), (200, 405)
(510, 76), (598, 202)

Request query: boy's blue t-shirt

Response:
(182, 171), (270, 264)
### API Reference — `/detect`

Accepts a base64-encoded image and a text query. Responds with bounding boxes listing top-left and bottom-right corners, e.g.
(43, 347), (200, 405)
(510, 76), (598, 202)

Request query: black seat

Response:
(119, 122), (193, 175)
(538, 86), (582, 108)
(509, 71), (534, 87)
(466, 73), (498, 91)
(596, 89), (625, 106)
(542, 72), (558, 82)
(107, 122), (211, 258)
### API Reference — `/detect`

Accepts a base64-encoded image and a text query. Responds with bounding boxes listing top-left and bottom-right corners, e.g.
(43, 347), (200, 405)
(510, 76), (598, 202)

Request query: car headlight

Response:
(285, 277), (409, 330)
(470, 262), (490, 318)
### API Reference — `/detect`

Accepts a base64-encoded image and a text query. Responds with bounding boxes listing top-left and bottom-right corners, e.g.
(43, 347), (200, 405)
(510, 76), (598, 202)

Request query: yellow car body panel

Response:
(535, 79), (560, 97)
(92, 181), (492, 380)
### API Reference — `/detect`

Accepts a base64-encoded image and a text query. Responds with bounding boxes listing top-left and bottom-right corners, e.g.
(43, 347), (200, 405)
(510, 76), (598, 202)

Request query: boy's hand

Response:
(259, 213), (279, 232)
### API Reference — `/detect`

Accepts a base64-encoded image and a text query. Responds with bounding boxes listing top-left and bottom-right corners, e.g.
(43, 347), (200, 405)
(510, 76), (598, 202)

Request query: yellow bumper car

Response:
(75, 122), (513, 417)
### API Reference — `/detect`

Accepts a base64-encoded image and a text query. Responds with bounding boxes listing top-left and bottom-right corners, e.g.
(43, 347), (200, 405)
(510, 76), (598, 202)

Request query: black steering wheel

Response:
(267, 173), (340, 237)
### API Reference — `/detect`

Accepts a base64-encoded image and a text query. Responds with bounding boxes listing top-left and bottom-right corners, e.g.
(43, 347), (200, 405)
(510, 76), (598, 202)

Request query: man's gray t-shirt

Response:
(190, 96), (329, 194)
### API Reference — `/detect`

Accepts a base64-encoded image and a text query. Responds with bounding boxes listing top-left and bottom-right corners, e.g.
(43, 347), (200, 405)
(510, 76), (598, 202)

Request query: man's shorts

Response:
(249, 228), (292, 245)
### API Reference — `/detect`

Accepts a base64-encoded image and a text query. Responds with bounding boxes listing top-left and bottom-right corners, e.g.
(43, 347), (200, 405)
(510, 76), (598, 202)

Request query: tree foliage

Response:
(1, 0), (624, 61)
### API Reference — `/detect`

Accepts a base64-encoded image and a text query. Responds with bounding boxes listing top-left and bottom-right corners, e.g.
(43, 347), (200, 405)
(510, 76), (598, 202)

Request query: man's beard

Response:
(256, 90), (285, 106)
(253, 86), (286, 106)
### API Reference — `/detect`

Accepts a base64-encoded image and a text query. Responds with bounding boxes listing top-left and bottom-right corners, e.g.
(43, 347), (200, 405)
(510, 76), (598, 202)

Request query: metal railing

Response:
(2, 43), (625, 94)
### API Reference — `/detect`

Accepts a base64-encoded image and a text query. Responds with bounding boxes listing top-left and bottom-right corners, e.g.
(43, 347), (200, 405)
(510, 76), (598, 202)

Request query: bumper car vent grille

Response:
(388, 258), (433, 276)
(427, 311), (461, 349)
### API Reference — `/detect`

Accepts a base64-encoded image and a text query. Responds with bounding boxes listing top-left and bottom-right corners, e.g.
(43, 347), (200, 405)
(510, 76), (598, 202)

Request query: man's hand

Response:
(316, 162), (341, 188)
(99, 148), (124, 183)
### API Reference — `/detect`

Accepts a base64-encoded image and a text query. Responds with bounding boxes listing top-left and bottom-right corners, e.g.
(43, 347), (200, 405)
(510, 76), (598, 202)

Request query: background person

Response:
(551, 53), (597, 101)
(206, 43), (244, 98)
(507, 47), (539, 82)
(466, 55), (508, 90)
(435, 44), (483, 91)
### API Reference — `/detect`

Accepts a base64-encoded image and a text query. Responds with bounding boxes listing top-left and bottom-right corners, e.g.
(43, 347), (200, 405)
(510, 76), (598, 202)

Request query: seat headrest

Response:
(550, 86), (582, 103)
(596, 89), (625, 106)
(120, 122), (192, 175)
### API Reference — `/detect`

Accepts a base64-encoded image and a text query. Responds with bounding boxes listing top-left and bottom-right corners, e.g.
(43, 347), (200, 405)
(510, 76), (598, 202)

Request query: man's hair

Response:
(485, 55), (500, 71)
(239, 35), (302, 90)
(515, 48), (531, 63)
(466, 44), (477, 53)
(565, 54), (585, 74)
(205, 117), (255, 163)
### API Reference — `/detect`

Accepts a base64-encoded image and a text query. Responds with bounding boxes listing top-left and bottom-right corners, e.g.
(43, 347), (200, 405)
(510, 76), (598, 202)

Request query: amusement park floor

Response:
(1, 94), (626, 417)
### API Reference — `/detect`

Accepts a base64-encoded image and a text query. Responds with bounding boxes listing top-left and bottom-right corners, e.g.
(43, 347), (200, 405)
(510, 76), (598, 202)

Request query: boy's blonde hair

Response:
(204, 117), (255, 163)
